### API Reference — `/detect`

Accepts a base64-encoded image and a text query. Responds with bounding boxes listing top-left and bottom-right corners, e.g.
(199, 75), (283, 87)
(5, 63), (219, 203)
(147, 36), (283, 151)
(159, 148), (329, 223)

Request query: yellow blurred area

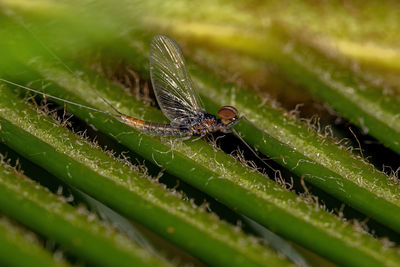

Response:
(1, 0), (65, 12)
(333, 39), (400, 71)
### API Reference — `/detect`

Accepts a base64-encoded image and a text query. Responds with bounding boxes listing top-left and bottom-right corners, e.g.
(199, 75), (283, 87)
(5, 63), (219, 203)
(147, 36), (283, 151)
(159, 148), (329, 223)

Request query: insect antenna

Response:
(0, 78), (120, 118)
(6, 10), (123, 116)
(232, 116), (296, 174)
(240, 116), (296, 151)
(231, 128), (277, 173)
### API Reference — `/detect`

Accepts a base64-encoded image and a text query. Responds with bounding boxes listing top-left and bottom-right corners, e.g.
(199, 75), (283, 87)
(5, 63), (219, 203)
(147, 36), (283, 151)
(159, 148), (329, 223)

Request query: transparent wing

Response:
(150, 34), (205, 123)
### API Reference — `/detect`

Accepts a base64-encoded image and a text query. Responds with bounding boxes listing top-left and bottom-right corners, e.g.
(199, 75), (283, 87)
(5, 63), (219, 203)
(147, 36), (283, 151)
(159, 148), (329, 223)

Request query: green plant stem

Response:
(0, 157), (170, 267)
(0, 85), (291, 267)
(0, 215), (71, 267)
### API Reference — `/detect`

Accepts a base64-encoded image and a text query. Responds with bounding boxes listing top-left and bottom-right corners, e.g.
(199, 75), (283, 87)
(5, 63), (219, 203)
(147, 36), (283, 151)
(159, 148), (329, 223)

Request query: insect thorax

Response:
(184, 113), (225, 136)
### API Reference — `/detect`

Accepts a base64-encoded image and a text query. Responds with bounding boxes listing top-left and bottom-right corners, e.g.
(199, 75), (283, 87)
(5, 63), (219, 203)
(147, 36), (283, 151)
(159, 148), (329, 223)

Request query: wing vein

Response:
(149, 34), (205, 124)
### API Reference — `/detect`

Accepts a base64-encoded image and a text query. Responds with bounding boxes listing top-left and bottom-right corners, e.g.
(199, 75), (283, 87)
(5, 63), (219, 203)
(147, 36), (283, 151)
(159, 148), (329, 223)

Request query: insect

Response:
(1, 33), (274, 169)
(121, 35), (241, 137)
(2, 35), (242, 138)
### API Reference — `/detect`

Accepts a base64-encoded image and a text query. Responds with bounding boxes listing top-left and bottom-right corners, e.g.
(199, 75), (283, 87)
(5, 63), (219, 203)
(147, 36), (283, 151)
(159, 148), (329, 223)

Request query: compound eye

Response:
(217, 106), (238, 119)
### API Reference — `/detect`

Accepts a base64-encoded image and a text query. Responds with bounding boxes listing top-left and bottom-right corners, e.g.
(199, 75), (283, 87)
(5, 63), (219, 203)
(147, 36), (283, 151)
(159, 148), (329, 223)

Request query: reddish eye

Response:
(217, 106), (238, 119)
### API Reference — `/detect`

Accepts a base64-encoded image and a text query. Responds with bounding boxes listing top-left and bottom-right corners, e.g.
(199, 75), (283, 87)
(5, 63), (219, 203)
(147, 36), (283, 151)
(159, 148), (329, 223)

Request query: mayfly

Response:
(1, 34), (273, 168)
(2, 35), (241, 137)
(123, 34), (241, 137)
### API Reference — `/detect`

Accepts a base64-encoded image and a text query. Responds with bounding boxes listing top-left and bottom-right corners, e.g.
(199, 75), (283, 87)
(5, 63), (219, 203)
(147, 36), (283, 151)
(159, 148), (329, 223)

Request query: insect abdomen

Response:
(121, 115), (192, 136)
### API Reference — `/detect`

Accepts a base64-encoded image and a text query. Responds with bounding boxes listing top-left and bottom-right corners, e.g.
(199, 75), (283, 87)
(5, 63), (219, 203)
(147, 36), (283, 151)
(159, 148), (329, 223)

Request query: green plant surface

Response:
(104, 14), (400, 235)
(272, 28), (400, 154)
(134, 0), (400, 70)
(2, 1), (400, 266)
(138, 8), (400, 153)
(0, 215), (71, 267)
(86, 27), (400, 237)
(190, 47), (400, 234)
(0, 85), (292, 267)
(1, 12), (399, 265)
(0, 155), (171, 267)
(47, 0), (400, 238)
(6, 57), (400, 266)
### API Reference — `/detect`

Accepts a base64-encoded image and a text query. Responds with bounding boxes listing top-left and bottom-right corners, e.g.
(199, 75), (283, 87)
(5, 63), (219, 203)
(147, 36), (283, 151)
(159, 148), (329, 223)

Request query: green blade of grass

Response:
(0, 84), (291, 267)
(0, 215), (71, 267)
(0, 156), (170, 267)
